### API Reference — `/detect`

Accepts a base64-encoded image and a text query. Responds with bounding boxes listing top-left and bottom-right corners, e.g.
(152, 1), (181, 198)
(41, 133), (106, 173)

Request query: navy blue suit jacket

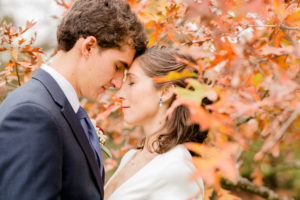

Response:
(0, 69), (104, 200)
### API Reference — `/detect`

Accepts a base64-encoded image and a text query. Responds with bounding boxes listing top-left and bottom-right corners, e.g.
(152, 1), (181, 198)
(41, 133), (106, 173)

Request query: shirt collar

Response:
(41, 64), (80, 113)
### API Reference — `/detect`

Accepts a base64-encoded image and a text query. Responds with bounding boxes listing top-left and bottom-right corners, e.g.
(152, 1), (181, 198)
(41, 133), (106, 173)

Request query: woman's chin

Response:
(123, 120), (136, 126)
(123, 117), (141, 126)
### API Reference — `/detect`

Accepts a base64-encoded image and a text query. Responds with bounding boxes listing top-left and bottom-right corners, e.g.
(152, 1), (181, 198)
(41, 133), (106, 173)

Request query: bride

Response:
(104, 46), (206, 200)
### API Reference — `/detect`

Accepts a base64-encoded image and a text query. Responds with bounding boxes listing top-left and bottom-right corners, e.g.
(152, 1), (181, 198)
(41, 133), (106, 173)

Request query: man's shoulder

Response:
(0, 78), (55, 114)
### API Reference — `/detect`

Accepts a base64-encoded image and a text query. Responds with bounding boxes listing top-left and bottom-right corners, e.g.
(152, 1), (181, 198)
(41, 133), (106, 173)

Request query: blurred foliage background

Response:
(1, 0), (300, 199)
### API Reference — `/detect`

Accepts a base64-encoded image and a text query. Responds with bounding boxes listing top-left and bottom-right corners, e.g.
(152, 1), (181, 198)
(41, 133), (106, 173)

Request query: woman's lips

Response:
(122, 106), (130, 109)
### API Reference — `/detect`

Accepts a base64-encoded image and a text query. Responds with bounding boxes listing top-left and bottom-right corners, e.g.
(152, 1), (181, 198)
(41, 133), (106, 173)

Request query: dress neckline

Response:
(105, 149), (160, 199)
(105, 145), (188, 200)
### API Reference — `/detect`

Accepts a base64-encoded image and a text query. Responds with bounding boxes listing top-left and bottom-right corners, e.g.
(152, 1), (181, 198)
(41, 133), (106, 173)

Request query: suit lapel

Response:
(60, 103), (104, 197)
(32, 68), (104, 197)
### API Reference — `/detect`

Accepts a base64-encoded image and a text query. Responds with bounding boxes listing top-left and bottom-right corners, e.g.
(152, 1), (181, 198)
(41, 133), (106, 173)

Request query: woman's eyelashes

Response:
(128, 82), (135, 86)
(126, 78), (135, 86)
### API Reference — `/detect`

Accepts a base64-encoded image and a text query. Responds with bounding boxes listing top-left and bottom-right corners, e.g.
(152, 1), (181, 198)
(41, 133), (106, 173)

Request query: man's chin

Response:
(83, 93), (98, 102)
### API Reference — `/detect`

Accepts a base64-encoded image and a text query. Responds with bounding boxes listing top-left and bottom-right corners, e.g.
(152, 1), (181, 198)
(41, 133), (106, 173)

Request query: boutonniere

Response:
(91, 119), (112, 158)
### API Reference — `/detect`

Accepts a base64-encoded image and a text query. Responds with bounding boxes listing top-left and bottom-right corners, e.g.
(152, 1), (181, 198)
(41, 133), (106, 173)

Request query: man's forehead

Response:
(119, 46), (136, 67)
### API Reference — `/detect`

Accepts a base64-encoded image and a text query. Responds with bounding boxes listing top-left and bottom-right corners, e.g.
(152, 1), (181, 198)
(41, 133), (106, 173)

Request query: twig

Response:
(257, 103), (300, 157)
(15, 64), (21, 86)
(248, 24), (300, 31)
(275, 160), (300, 172)
(222, 177), (294, 200)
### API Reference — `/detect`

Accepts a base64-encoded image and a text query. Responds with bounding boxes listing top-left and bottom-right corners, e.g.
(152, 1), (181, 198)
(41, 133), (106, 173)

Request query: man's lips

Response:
(122, 106), (130, 109)
(101, 86), (107, 92)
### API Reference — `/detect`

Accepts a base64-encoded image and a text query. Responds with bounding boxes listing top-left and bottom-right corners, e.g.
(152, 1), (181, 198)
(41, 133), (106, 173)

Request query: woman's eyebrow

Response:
(126, 72), (136, 78)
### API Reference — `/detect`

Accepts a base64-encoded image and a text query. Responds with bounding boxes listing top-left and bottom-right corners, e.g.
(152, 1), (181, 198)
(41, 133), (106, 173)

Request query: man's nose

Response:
(116, 86), (125, 100)
(111, 72), (124, 89)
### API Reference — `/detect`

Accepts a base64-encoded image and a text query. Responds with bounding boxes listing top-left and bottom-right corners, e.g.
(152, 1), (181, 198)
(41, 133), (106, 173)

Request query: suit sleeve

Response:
(151, 160), (204, 200)
(0, 103), (63, 200)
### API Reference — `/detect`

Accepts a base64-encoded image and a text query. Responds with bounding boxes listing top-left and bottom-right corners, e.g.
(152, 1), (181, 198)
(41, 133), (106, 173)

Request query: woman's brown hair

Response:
(136, 46), (210, 154)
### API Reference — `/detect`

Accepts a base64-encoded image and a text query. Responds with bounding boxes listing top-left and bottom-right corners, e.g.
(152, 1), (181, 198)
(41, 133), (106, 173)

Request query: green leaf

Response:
(252, 73), (263, 88)
(175, 78), (216, 104)
(101, 145), (112, 158)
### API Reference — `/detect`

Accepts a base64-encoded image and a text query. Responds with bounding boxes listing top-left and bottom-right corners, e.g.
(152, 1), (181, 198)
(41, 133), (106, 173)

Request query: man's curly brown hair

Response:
(56, 0), (148, 56)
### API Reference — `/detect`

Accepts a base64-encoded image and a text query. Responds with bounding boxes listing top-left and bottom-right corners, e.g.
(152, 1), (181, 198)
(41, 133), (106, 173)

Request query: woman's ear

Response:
(80, 36), (98, 58)
(160, 84), (175, 103)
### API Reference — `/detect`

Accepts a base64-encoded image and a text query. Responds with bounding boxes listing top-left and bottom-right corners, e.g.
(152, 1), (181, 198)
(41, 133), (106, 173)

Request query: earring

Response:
(159, 97), (163, 107)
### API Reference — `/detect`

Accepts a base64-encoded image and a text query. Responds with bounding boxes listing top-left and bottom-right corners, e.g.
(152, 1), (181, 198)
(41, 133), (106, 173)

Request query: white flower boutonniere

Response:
(91, 119), (112, 158)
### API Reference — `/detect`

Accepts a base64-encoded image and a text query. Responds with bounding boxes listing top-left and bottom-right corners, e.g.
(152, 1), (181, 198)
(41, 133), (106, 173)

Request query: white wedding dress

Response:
(105, 144), (204, 200)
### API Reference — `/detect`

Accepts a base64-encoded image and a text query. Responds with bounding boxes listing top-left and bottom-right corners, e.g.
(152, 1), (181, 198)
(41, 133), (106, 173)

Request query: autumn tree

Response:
(1, 0), (299, 199)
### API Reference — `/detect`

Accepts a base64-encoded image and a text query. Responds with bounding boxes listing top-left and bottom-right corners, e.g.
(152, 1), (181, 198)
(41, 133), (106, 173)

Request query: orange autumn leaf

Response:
(96, 104), (120, 121)
(126, 0), (136, 7)
(55, 0), (74, 11)
(251, 168), (264, 186)
(18, 38), (26, 45)
(257, 45), (294, 56)
(270, 142), (280, 157)
(272, 0), (288, 21)
(186, 142), (239, 185)
(274, 31), (287, 47)
(269, 55), (289, 69)
(153, 69), (197, 83)
(183, 0), (213, 20)
(285, 9), (300, 26)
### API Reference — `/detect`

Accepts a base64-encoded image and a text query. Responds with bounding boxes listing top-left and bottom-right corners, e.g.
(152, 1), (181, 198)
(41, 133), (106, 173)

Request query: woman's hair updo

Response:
(136, 46), (210, 154)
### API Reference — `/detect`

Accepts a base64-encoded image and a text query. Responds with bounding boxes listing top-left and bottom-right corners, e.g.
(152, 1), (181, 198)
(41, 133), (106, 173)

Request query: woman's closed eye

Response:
(128, 81), (135, 86)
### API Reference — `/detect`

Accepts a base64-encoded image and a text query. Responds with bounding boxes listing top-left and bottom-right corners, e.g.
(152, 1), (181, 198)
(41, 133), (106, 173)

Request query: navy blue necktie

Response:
(76, 107), (103, 176)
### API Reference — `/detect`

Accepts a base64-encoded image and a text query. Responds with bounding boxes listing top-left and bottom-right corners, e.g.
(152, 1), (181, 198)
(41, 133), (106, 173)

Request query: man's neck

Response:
(49, 50), (80, 98)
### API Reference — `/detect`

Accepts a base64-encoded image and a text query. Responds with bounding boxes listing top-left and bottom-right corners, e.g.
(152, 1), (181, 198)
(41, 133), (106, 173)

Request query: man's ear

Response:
(80, 36), (98, 58)
(160, 84), (175, 103)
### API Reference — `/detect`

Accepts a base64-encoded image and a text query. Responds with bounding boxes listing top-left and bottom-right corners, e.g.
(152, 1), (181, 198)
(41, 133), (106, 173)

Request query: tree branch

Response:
(222, 177), (294, 200)
(275, 160), (300, 172)
(248, 24), (300, 31)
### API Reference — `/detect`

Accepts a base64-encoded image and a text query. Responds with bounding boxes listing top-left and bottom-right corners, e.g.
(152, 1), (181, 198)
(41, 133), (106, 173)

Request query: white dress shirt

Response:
(41, 64), (80, 113)
(105, 144), (204, 200)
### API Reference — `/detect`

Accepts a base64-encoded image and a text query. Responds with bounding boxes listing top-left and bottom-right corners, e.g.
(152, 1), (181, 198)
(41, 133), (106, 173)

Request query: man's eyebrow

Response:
(120, 61), (129, 69)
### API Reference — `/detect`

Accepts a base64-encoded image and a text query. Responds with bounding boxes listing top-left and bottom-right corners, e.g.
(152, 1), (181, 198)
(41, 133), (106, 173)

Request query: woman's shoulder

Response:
(118, 148), (138, 167)
(152, 144), (195, 175)
(151, 145), (204, 199)
(122, 148), (138, 161)
(160, 144), (192, 162)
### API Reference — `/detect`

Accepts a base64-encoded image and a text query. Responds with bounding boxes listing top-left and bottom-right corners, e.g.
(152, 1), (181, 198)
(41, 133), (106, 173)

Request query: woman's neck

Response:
(140, 107), (167, 153)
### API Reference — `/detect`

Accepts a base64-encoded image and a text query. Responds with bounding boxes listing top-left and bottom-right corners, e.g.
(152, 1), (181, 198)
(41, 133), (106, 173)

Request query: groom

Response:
(0, 0), (147, 199)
